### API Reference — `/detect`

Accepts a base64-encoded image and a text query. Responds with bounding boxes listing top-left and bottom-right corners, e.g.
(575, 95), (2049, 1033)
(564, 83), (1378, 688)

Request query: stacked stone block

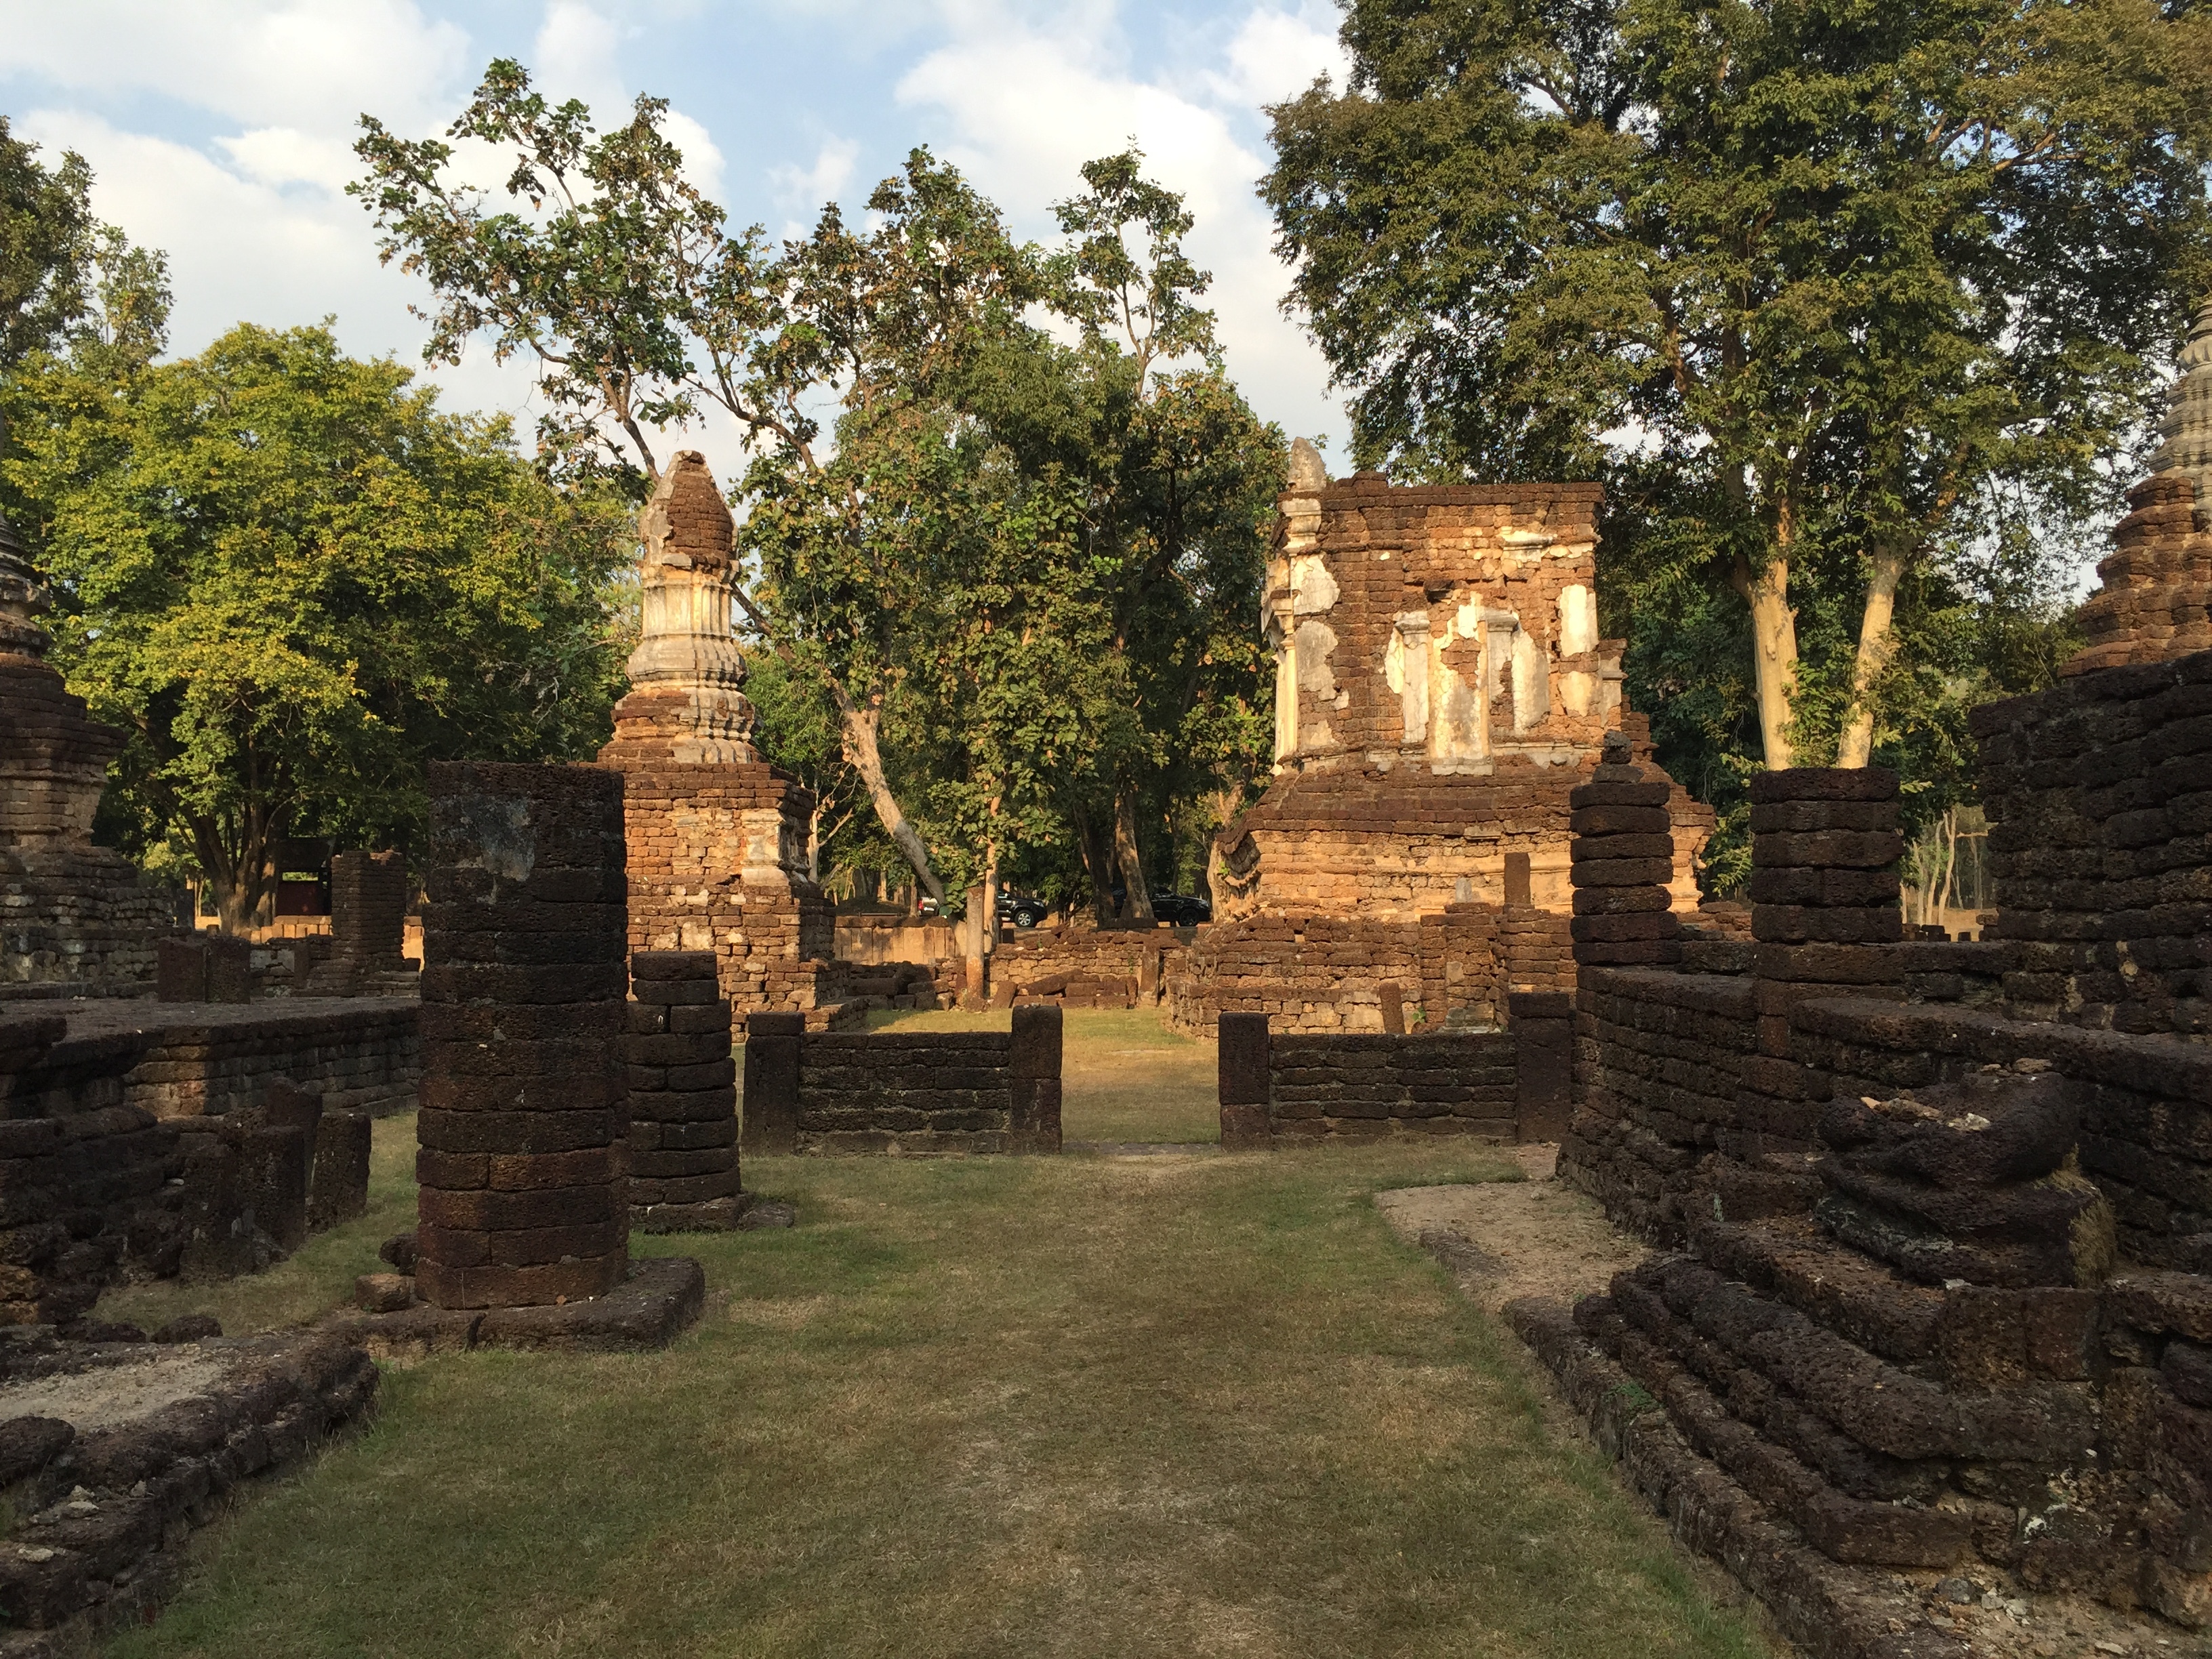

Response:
(2069, 473), (2212, 674)
(1568, 739), (1681, 969)
(415, 762), (628, 1309)
(1973, 648), (2212, 1039)
(624, 949), (741, 1230)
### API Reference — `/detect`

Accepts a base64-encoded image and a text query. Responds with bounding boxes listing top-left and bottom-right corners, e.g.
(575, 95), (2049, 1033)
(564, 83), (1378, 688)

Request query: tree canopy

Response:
(354, 63), (1282, 917)
(1, 321), (632, 925)
(1264, 0), (2212, 867)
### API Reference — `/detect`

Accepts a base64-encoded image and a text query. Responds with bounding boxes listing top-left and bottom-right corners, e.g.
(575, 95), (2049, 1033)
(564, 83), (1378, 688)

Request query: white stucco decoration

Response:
(1558, 584), (1597, 657)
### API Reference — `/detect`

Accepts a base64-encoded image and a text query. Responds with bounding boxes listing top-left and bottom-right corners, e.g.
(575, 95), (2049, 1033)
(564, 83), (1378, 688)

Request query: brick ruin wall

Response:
(740, 1006), (1063, 1157)
(989, 926), (1187, 1010)
(80, 1002), (419, 1122)
(0, 1009), (381, 1325)
(1168, 906), (1571, 1036)
(610, 762), (843, 1020)
(1974, 649), (2212, 1040)
(1532, 671), (2212, 1639)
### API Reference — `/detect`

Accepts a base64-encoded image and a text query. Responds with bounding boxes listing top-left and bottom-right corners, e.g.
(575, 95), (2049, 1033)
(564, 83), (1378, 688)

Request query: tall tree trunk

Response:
(192, 802), (271, 933)
(1113, 790), (1154, 923)
(1836, 539), (1910, 768)
(827, 684), (944, 907)
(730, 583), (945, 906)
(1076, 809), (1116, 924)
(1730, 551), (1799, 770)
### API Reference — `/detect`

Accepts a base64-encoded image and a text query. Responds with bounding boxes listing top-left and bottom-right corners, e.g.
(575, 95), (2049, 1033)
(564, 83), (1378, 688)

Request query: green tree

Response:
(355, 68), (1282, 918)
(1263, 0), (2212, 774)
(1, 322), (631, 925)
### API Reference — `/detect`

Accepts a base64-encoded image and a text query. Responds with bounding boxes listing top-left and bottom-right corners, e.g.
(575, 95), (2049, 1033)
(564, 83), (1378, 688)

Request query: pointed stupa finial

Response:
(2151, 298), (2212, 509)
(1288, 436), (1328, 494)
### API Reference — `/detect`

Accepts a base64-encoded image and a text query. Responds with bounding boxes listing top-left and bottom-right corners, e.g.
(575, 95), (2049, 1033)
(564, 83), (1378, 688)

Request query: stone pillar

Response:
(1568, 737), (1681, 968)
(626, 950), (741, 1230)
(1218, 1011), (1271, 1149)
(1508, 990), (1574, 1142)
(415, 762), (629, 1309)
(1732, 767), (1906, 1158)
(740, 1010), (804, 1155)
(1746, 767), (1904, 1054)
(1378, 980), (1407, 1035)
(1008, 1003), (1063, 1154)
(330, 850), (408, 969)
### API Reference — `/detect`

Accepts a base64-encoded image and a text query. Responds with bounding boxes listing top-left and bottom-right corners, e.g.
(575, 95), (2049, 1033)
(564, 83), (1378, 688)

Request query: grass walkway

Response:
(97, 1013), (1774, 1658)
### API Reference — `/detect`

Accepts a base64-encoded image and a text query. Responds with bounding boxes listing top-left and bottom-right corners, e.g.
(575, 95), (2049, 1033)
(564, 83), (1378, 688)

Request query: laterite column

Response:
(416, 762), (630, 1308)
(626, 950), (741, 1229)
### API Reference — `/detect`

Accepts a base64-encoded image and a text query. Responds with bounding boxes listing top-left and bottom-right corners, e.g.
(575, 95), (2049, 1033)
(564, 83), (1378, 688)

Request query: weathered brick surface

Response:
(415, 762), (628, 1309)
(1973, 646), (2212, 1040)
(625, 950), (740, 1229)
(791, 1019), (1061, 1155)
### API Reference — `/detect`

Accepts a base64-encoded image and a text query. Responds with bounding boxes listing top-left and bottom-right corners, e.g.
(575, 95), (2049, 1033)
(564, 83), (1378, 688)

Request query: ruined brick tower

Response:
(597, 453), (841, 1018)
(0, 508), (170, 988)
(1176, 445), (1711, 1034)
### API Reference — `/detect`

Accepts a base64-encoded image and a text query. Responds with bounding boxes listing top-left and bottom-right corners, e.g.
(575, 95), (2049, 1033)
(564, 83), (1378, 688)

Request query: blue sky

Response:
(0, 1), (1354, 480)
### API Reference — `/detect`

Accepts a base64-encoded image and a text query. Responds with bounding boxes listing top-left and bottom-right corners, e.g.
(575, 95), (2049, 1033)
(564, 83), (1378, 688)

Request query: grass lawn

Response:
(96, 1010), (1774, 1659)
(865, 1005), (1221, 1143)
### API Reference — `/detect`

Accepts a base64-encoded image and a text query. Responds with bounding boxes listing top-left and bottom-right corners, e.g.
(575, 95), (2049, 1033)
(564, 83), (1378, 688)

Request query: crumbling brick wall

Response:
(0, 1013), (177, 1324)
(1974, 649), (2212, 1040)
(1540, 731), (2212, 1635)
(609, 762), (842, 1019)
(989, 927), (1179, 1010)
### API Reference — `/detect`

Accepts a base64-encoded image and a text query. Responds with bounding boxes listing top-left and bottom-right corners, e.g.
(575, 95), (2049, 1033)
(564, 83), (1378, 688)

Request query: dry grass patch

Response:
(104, 1139), (1776, 1659)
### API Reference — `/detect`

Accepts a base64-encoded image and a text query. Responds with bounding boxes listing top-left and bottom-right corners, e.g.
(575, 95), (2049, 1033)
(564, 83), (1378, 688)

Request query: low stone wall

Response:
(1216, 1011), (1542, 1146)
(741, 1006), (1062, 1155)
(1171, 907), (1574, 1036)
(832, 914), (958, 966)
(55, 1000), (419, 1122)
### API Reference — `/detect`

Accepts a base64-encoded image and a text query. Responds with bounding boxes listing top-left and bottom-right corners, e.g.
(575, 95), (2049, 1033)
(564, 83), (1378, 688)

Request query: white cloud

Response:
(0, 1), (469, 134)
(533, 1), (630, 115)
(893, 5), (1349, 453)
(773, 136), (861, 217)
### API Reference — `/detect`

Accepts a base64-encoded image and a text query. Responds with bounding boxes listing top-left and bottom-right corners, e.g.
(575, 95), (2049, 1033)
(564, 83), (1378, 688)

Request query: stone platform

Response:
(327, 1256), (706, 1359)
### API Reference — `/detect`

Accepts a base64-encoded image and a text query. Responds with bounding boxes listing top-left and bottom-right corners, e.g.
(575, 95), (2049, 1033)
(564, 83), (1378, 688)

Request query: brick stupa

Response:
(0, 509), (169, 988)
(597, 453), (841, 1018)
(2068, 300), (2212, 674)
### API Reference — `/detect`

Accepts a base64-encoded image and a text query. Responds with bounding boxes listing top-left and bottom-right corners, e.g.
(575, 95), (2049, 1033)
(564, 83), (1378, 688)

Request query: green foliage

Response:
(1, 323), (631, 922)
(356, 64), (1282, 909)
(1265, 0), (2212, 846)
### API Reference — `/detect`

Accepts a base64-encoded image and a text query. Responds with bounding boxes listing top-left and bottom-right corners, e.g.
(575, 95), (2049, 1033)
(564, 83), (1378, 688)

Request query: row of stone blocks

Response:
(740, 1008), (1063, 1155)
(1568, 737), (1681, 967)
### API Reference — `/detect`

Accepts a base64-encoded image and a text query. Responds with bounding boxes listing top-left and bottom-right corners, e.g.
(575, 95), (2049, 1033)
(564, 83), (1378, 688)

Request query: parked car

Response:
(997, 892), (1048, 928)
(1151, 893), (1212, 925)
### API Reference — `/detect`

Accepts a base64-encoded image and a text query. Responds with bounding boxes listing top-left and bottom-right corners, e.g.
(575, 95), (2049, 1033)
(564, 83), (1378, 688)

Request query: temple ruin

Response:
(1174, 445), (1713, 1033)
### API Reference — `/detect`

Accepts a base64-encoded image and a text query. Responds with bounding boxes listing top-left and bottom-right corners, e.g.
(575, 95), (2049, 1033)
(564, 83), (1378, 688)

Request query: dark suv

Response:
(997, 892), (1048, 928)
(1151, 893), (1212, 925)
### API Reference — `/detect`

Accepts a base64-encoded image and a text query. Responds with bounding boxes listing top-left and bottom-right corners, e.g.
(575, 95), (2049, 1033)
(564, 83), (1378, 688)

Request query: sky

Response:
(0, 0), (1357, 484)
